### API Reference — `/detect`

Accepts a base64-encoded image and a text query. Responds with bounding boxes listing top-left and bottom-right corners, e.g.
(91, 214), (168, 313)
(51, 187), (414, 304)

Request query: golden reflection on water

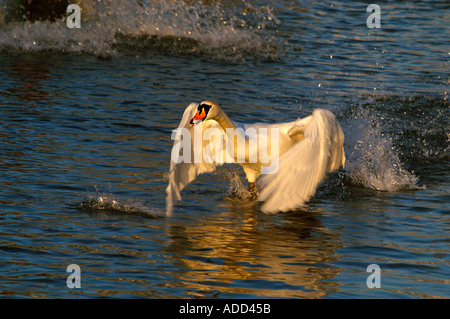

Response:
(165, 202), (342, 298)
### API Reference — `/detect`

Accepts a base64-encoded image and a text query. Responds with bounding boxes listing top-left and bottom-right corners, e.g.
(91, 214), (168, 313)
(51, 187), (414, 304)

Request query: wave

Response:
(0, 0), (285, 61)
(339, 94), (448, 191)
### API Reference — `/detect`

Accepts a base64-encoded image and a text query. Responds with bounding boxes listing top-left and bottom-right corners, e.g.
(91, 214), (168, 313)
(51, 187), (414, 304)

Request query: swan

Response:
(165, 101), (345, 216)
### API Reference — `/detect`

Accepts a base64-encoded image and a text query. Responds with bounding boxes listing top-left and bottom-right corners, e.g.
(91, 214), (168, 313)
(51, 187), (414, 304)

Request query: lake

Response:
(0, 0), (448, 298)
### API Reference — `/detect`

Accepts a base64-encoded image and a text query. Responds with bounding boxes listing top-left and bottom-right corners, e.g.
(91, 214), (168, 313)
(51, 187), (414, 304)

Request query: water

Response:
(0, 0), (448, 298)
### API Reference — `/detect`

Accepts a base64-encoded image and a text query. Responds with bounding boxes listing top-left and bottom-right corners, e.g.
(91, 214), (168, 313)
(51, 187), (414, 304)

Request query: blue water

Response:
(0, 0), (448, 298)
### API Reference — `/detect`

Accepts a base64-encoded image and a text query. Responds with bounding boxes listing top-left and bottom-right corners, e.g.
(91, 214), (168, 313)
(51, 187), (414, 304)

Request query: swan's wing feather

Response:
(166, 103), (229, 216)
(258, 109), (345, 213)
(258, 139), (320, 213)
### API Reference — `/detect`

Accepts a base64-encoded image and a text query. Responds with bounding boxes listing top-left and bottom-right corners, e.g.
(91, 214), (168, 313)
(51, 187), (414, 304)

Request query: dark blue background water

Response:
(0, 0), (448, 298)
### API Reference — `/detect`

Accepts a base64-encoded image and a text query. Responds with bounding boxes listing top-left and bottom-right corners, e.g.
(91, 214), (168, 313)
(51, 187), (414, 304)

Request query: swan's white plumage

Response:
(167, 103), (206, 216)
(166, 102), (345, 216)
(166, 102), (230, 216)
(258, 109), (345, 213)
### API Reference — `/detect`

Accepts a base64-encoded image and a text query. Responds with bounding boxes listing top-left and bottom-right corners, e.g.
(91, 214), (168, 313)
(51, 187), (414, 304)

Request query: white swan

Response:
(166, 101), (345, 216)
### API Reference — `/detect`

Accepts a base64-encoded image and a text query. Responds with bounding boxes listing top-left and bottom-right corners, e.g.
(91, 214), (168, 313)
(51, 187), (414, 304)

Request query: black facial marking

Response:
(199, 103), (212, 114)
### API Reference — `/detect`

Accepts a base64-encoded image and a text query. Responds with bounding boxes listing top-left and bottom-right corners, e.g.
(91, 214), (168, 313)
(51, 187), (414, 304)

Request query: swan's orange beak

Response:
(190, 108), (206, 126)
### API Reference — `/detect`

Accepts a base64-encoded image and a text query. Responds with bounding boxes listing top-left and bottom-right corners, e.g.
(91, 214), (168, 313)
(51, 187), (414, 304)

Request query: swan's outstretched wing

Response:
(258, 109), (345, 213)
(166, 103), (228, 216)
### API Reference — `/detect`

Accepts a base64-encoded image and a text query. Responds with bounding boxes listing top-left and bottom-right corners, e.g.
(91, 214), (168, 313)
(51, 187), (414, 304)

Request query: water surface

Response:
(0, 0), (448, 298)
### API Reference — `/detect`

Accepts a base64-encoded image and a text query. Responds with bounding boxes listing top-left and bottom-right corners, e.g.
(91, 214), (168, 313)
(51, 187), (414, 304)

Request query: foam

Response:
(0, 0), (284, 61)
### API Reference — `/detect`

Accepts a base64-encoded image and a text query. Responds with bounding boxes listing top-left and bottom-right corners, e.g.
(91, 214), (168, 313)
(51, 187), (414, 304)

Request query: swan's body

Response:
(166, 101), (345, 216)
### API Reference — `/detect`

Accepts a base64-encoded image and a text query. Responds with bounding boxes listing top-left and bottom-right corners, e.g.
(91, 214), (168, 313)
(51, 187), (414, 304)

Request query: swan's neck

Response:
(215, 111), (236, 131)
(215, 109), (250, 164)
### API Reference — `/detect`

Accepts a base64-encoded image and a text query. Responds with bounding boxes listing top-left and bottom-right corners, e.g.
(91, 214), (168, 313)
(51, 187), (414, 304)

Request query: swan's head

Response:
(189, 101), (220, 126)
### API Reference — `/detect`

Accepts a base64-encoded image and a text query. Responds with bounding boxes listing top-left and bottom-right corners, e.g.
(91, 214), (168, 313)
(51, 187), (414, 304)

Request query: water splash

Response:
(226, 170), (256, 200)
(342, 107), (423, 192)
(0, 0), (284, 61)
(75, 187), (163, 218)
